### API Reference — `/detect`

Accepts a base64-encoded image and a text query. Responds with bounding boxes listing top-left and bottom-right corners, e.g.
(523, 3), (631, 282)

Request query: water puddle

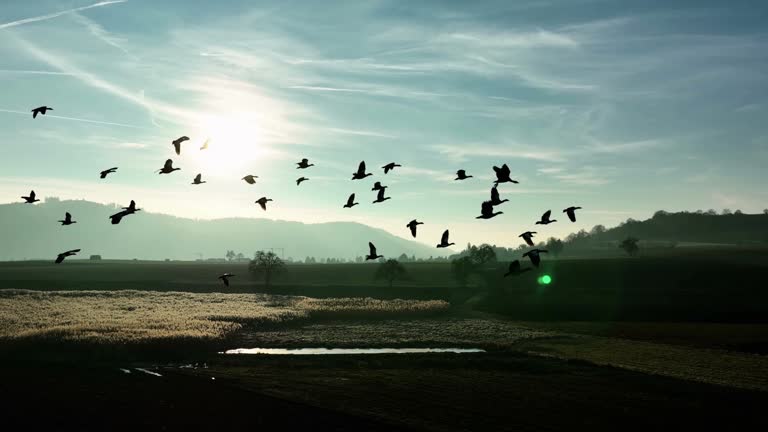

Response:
(222, 347), (485, 355)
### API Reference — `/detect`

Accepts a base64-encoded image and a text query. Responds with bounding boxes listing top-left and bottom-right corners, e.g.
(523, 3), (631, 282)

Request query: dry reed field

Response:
(0, 289), (449, 345)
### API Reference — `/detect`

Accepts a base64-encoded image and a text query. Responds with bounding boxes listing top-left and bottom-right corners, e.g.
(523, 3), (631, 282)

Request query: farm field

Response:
(1, 253), (768, 430)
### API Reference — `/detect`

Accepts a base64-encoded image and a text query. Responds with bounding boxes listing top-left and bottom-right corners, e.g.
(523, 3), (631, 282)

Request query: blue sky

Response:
(1, 0), (767, 249)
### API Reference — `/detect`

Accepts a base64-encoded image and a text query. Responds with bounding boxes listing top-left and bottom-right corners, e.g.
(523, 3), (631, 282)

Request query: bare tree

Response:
(375, 259), (407, 288)
(249, 251), (285, 288)
(619, 237), (640, 257)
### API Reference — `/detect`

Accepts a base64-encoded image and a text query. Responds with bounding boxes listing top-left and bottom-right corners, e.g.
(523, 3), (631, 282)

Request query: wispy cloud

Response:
(0, 69), (73, 76)
(324, 127), (398, 139)
(432, 143), (565, 163)
(70, 12), (135, 58)
(0, 1), (127, 30)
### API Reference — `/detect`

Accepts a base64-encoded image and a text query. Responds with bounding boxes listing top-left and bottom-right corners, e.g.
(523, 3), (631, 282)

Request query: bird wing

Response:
(110, 211), (126, 224)
(368, 242), (377, 256)
(67, 249), (81, 255)
(441, 230), (450, 244)
(164, 159), (173, 170)
(55, 254), (65, 264)
(457, 170), (465, 176)
(509, 260), (520, 272)
(223, 278), (230, 287)
(347, 193), (355, 206)
(493, 166), (501, 175)
(501, 164), (510, 175)
(302, 158), (308, 164)
(65, 212), (71, 221)
(194, 174), (202, 182)
(409, 223), (417, 237)
(543, 210), (551, 220)
(33, 110), (39, 118)
(567, 210), (576, 222)
(258, 200), (266, 211)
(358, 161), (366, 174)
(30, 191), (36, 200)
(491, 186), (500, 202)
(481, 200), (492, 214)
(376, 188), (385, 201)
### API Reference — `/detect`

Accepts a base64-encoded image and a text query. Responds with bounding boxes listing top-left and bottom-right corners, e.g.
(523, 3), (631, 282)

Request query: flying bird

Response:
(218, 273), (235, 287)
(200, 138), (210, 150)
(296, 177), (309, 186)
(406, 219), (424, 238)
(31, 106), (53, 119)
(100, 167), (118, 179)
(382, 162), (401, 174)
(522, 249), (548, 267)
(504, 260), (531, 277)
(535, 210), (557, 225)
(255, 197), (272, 211)
(373, 188), (390, 204)
(343, 193), (358, 208)
(122, 200), (140, 213)
(172, 136), (189, 155)
(490, 185), (509, 206)
(55, 249), (81, 264)
(192, 174), (206, 185)
(352, 161), (372, 180)
(21, 190), (40, 204)
(59, 212), (76, 226)
(156, 159), (180, 174)
(476, 200), (503, 219)
(563, 206), (582, 222)
(296, 158), (314, 169)
(493, 164), (518, 185)
(371, 181), (388, 191)
(366, 242), (383, 261)
(242, 175), (258, 184)
(436, 230), (455, 248)
(455, 170), (473, 180)
(519, 231), (537, 247)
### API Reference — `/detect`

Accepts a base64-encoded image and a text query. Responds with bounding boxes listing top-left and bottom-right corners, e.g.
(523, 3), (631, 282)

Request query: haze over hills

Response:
(0, 199), (443, 261)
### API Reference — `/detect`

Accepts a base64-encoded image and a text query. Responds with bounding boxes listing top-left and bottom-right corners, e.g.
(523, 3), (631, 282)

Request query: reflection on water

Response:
(135, 368), (162, 376)
(223, 347), (485, 355)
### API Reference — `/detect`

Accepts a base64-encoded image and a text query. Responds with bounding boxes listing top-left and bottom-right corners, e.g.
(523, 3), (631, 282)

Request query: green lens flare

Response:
(538, 275), (552, 285)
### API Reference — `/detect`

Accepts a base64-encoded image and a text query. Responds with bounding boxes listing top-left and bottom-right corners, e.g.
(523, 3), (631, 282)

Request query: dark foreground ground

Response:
(3, 353), (767, 432)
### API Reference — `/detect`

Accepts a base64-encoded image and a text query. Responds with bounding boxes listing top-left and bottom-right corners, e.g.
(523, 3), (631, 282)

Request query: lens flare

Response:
(537, 275), (552, 285)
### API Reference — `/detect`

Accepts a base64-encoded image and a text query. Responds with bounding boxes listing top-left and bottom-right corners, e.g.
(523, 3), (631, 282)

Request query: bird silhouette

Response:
(352, 161), (372, 180)
(296, 177), (309, 186)
(296, 158), (314, 169)
(156, 159), (180, 174)
(371, 181), (388, 191)
(31, 106), (53, 118)
(59, 212), (76, 226)
(343, 193), (358, 208)
(519, 231), (537, 247)
(522, 249), (548, 267)
(55, 249), (80, 264)
(255, 197), (272, 211)
(242, 175), (258, 184)
(436, 229), (455, 248)
(21, 190), (40, 204)
(406, 219), (424, 238)
(535, 210), (557, 225)
(172, 136), (189, 155)
(490, 185), (509, 206)
(122, 200), (140, 213)
(218, 273), (235, 287)
(373, 188), (391, 204)
(100, 167), (118, 179)
(476, 200), (503, 219)
(110, 200), (141, 225)
(455, 170), (472, 180)
(382, 162), (401, 174)
(192, 174), (206, 185)
(200, 138), (210, 150)
(563, 206), (582, 222)
(366, 242), (383, 260)
(504, 260), (531, 277)
(493, 164), (519, 185)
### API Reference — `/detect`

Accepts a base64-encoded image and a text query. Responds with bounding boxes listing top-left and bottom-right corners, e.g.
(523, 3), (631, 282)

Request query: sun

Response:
(187, 114), (266, 177)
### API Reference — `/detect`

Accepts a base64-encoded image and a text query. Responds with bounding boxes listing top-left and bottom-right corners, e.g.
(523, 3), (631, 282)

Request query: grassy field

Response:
(2, 253), (768, 429)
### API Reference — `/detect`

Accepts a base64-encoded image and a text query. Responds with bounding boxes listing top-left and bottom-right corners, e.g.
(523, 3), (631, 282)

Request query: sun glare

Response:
(187, 114), (266, 177)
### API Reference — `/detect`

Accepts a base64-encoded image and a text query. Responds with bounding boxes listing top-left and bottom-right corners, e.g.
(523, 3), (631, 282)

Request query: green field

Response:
(2, 253), (768, 430)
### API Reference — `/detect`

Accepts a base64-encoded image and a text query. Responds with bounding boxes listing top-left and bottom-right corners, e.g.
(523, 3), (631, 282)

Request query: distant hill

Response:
(568, 211), (768, 246)
(0, 199), (440, 261)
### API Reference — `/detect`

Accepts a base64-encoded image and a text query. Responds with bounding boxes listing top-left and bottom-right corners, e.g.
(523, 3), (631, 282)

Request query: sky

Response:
(1, 0), (767, 249)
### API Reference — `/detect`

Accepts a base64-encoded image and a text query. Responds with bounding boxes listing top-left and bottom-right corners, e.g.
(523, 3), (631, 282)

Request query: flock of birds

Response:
(26, 105), (582, 286)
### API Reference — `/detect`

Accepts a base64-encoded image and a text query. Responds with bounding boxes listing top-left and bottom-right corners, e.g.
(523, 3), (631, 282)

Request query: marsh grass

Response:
(0, 290), (449, 347)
